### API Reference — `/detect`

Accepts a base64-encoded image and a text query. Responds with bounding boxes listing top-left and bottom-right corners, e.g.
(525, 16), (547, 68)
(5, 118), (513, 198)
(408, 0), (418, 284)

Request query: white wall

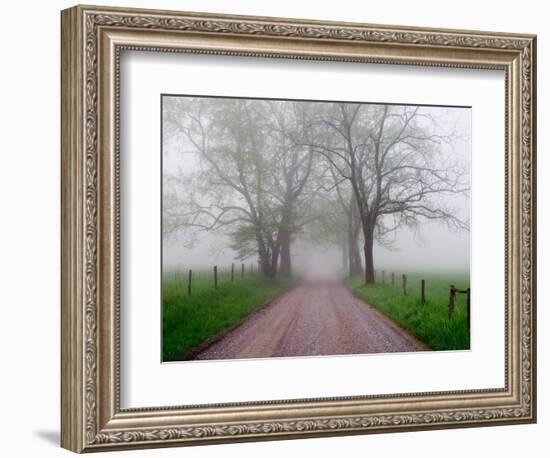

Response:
(0, 0), (545, 456)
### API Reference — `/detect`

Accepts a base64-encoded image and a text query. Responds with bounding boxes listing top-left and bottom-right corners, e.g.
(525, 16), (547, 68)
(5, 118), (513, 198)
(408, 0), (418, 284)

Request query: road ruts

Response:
(193, 279), (427, 360)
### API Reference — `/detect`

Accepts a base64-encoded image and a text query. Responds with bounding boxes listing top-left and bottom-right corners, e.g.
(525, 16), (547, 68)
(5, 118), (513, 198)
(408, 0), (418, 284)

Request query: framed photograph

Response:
(61, 4), (537, 453)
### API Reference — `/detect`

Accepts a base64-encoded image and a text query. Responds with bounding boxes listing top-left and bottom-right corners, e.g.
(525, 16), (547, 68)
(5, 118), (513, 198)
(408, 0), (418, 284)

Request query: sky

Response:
(162, 95), (471, 274)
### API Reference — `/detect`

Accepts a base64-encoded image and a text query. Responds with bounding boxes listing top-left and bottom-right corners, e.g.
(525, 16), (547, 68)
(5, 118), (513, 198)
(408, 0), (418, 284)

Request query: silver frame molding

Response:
(61, 4), (537, 453)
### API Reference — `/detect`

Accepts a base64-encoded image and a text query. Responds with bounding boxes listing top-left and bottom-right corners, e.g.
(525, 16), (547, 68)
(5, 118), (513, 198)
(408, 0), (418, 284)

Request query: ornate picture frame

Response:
(61, 4), (536, 453)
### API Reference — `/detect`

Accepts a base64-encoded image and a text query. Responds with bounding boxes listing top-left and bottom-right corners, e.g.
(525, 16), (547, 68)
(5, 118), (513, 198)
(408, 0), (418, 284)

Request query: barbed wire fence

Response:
(374, 269), (470, 327)
(163, 262), (262, 296)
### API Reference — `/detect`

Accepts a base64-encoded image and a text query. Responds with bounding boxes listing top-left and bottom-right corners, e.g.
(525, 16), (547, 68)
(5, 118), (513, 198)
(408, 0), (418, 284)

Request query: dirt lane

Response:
(193, 279), (427, 360)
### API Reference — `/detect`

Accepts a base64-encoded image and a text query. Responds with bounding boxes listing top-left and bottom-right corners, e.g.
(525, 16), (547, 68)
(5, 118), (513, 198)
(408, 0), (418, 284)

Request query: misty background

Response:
(161, 96), (470, 276)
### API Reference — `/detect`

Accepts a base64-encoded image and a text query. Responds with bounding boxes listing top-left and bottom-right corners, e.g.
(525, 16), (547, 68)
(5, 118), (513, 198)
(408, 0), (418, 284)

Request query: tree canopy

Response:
(163, 96), (469, 282)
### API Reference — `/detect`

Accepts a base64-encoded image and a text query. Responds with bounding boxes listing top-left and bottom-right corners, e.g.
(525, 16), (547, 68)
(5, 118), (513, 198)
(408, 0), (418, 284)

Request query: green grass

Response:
(162, 271), (296, 361)
(346, 271), (470, 351)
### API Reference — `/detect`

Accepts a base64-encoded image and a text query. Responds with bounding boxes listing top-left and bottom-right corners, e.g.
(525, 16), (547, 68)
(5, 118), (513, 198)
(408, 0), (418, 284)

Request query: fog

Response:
(162, 96), (470, 276)
(163, 219), (469, 273)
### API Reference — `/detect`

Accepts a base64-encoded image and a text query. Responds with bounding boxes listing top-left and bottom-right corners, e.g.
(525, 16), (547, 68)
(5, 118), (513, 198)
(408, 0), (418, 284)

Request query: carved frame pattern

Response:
(61, 4), (536, 453)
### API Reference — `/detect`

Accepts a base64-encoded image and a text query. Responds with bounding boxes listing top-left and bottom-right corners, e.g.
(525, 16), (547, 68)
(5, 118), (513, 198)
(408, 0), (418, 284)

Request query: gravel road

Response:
(193, 279), (427, 360)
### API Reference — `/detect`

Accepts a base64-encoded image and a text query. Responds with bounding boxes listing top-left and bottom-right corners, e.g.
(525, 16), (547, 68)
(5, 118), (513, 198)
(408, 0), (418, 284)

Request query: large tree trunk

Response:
(270, 243), (280, 278)
(278, 229), (292, 276)
(351, 242), (362, 276)
(363, 224), (375, 284)
(346, 208), (363, 277)
(256, 232), (275, 278)
(347, 232), (361, 276)
(348, 231), (362, 277)
(259, 254), (273, 277)
(276, 210), (293, 277)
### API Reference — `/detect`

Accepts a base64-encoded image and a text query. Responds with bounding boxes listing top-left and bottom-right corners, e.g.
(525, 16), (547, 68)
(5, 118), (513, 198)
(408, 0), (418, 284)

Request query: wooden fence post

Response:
(448, 284), (456, 319)
(231, 263), (234, 283)
(402, 274), (407, 295)
(421, 279), (426, 304)
(241, 263), (245, 279)
(391, 272), (395, 287)
(467, 287), (471, 329)
(213, 265), (218, 289)
(187, 269), (192, 296)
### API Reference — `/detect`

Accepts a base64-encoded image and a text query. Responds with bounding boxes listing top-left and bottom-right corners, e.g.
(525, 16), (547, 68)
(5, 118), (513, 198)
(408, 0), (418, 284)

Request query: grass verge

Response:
(162, 275), (296, 361)
(346, 272), (470, 351)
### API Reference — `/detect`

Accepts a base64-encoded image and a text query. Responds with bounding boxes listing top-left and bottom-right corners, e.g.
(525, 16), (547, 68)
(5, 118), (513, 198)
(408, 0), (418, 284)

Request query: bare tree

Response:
(163, 97), (277, 275)
(163, 97), (318, 277)
(304, 183), (362, 277)
(164, 97), (468, 283)
(304, 103), (469, 284)
(264, 101), (319, 276)
(307, 162), (363, 277)
(333, 176), (363, 277)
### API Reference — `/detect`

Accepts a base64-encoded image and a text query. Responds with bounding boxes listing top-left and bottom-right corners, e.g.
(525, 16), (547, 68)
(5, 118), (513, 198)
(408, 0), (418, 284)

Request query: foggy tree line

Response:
(163, 97), (469, 284)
